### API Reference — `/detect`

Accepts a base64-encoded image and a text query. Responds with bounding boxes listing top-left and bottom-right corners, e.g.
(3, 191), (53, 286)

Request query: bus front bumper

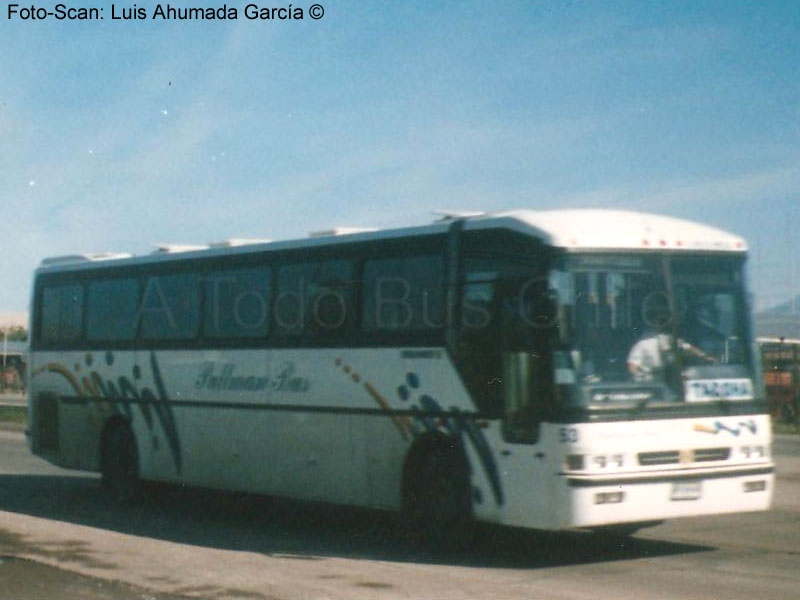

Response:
(558, 463), (775, 528)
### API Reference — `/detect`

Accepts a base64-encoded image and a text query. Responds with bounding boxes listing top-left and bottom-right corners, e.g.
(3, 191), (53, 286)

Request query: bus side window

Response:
(87, 278), (139, 342)
(39, 284), (84, 345)
(307, 260), (357, 336)
(205, 267), (271, 339)
(362, 255), (444, 332)
(138, 273), (202, 340)
(275, 260), (356, 337)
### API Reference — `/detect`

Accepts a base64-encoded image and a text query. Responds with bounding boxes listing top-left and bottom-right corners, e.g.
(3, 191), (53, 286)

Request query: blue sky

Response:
(1, 1), (799, 319)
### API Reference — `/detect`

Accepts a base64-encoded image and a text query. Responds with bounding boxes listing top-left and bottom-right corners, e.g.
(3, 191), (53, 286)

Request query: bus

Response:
(759, 337), (800, 423)
(27, 209), (773, 536)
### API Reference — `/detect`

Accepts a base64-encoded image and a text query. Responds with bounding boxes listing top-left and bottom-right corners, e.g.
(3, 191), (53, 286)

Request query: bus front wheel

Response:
(100, 421), (140, 503)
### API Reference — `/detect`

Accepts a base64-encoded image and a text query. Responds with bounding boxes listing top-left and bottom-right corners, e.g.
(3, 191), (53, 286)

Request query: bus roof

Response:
(36, 209), (746, 273)
(493, 209), (747, 253)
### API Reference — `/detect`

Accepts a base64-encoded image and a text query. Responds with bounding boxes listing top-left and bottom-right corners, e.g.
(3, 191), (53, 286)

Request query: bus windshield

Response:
(550, 253), (755, 406)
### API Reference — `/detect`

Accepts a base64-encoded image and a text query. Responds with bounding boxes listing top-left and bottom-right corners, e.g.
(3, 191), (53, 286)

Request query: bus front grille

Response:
(693, 447), (731, 462)
(638, 447), (732, 466)
(638, 451), (680, 466)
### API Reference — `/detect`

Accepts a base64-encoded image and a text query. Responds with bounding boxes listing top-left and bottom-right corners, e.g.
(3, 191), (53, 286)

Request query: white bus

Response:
(27, 209), (773, 537)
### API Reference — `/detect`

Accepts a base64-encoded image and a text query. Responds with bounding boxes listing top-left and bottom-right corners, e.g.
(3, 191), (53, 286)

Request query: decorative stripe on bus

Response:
(58, 394), (487, 418)
(31, 363), (84, 396)
(334, 357), (504, 507)
(58, 391), (506, 506)
(34, 351), (505, 507)
(32, 352), (183, 474)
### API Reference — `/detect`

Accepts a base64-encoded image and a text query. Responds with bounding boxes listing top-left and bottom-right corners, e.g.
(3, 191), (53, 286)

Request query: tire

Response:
(100, 422), (140, 503)
(404, 446), (473, 548)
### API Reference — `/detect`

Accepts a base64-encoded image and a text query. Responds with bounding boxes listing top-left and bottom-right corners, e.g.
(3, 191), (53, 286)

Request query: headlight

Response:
(565, 453), (625, 471)
(592, 454), (625, 469)
(566, 454), (585, 470)
(740, 445), (767, 460)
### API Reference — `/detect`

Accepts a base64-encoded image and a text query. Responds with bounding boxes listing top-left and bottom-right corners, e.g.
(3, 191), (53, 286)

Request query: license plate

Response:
(670, 480), (702, 501)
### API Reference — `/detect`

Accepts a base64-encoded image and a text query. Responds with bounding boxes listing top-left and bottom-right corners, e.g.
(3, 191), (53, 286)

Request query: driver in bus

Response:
(628, 328), (717, 381)
(627, 329), (671, 381)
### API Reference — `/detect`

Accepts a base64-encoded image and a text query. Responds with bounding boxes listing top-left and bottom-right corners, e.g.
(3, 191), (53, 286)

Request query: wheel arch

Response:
(401, 431), (471, 509)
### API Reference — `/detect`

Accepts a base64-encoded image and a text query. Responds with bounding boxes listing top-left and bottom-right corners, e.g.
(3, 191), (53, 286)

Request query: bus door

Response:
(456, 261), (505, 416)
(493, 275), (559, 526)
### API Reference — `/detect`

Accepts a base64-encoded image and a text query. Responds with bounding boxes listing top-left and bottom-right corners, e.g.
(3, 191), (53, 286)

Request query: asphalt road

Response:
(0, 430), (798, 600)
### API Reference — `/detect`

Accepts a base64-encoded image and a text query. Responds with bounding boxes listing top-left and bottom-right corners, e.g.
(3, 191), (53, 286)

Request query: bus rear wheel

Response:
(404, 447), (473, 548)
(100, 422), (140, 503)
